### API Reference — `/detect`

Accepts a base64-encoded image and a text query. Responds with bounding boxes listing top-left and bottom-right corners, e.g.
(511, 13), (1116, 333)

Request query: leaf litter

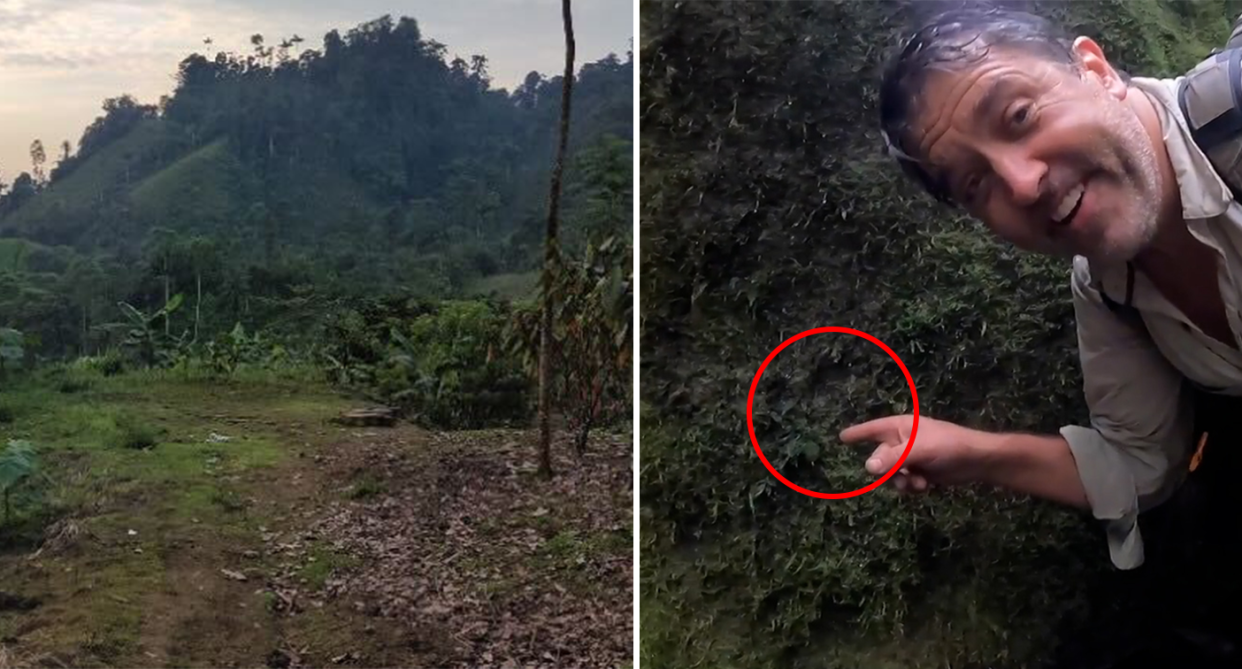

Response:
(266, 429), (633, 669)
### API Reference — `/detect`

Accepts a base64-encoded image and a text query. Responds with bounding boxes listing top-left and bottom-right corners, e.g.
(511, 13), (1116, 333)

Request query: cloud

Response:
(0, 52), (80, 68)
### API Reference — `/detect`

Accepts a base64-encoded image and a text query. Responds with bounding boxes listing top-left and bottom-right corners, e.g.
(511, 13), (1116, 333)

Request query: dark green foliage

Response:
(323, 298), (532, 429)
(639, 1), (1242, 667)
(320, 296), (438, 388)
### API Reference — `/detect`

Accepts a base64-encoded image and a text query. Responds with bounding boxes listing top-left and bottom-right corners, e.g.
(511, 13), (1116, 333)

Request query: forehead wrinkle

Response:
(970, 76), (1016, 126)
(915, 67), (990, 173)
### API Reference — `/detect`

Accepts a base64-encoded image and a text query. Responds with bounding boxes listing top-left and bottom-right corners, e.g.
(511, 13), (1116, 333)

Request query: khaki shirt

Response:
(1062, 75), (1242, 569)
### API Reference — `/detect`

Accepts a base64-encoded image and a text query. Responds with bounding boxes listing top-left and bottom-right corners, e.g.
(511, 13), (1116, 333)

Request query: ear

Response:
(1072, 36), (1126, 99)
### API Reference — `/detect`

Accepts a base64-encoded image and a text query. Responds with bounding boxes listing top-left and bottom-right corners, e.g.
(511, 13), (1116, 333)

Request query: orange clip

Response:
(1190, 432), (1209, 472)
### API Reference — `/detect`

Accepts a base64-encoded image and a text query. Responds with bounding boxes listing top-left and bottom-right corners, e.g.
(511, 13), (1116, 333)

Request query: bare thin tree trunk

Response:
(538, 0), (575, 479)
(195, 271), (202, 344)
(164, 273), (171, 338)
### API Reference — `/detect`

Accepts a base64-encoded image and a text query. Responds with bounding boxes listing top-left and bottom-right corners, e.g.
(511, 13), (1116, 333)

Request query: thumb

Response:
(865, 442), (905, 475)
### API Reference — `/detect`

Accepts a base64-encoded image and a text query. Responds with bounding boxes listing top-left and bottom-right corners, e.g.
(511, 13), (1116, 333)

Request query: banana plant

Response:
(0, 328), (23, 379)
(115, 294), (187, 368)
(0, 439), (38, 525)
(205, 322), (267, 375)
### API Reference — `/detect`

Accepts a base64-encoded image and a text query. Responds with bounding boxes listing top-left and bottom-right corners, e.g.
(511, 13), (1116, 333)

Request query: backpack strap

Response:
(1094, 261), (1138, 320)
(1229, 13), (1242, 52)
(1177, 46), (1242, 201)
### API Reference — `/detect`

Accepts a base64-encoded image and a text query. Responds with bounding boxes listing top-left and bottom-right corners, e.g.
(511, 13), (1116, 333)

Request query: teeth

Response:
(1053, 184), (1084, 223)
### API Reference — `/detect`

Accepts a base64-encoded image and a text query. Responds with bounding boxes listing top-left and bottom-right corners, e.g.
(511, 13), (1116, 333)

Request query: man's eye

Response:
(1011, 104), (1031, 126)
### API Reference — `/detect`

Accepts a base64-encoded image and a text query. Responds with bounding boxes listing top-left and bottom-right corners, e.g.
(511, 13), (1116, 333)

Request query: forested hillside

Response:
(639, 1), (1241, 667)
(0, 14), (632, 359)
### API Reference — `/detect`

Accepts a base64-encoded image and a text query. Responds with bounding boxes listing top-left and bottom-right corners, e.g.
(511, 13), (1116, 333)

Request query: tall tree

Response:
(538, 0), (575, 478)
(29, 140), (45, 186)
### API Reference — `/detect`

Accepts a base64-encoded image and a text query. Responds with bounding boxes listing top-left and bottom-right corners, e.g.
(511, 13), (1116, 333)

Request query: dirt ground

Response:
(0, 373), (632, 669)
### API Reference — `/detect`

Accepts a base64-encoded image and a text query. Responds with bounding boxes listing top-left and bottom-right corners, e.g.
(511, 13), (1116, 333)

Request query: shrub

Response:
(381, 300), (532, 428)
(96, 351), (126, 376)
(505, 235), (633, 451)
(323, 298), (532, 429)
(112, 415), (160, 450)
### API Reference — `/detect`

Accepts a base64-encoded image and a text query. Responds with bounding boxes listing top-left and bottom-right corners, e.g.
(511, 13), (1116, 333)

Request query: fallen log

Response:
(332, 408), (397, 427)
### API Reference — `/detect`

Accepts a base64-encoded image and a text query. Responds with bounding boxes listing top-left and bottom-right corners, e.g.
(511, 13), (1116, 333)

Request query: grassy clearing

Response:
(0, 363), (356, 666)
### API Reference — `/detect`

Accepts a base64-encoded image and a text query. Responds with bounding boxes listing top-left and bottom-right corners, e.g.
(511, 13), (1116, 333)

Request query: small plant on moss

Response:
(261, 590), (279, 612)
(210, 488), (247, 512)
(298, 543), (360, 590)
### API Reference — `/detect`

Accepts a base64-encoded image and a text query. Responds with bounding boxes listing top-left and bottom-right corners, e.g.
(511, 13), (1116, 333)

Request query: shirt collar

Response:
(1131, 75), (1234, 221)
(1086, 77), (1236, 298)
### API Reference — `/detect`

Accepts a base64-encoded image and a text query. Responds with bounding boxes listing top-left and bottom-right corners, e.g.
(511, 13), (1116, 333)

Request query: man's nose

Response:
(992, 149), (1047, 208)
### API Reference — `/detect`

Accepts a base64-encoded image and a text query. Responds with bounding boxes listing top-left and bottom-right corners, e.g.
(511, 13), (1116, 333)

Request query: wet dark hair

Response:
(878, 5), (1088, 206)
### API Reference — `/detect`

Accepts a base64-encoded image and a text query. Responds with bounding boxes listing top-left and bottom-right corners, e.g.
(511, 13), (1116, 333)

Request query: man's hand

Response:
(839, 414), (1091, 509)
(838, 414), (982, 493)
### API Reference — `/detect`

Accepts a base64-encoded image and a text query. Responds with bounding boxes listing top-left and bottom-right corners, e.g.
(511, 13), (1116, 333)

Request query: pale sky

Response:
(0, 0), (632, 180)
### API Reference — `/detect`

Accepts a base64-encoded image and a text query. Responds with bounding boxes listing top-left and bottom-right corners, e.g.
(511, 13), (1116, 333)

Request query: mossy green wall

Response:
(639, 1), (1242, 666)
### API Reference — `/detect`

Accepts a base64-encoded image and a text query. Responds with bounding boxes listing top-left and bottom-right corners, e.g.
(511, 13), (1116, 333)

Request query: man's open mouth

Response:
(1051, 183), (1085, 230)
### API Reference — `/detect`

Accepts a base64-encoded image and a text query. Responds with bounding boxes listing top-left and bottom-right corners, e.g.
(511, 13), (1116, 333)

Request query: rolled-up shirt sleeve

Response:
(1060, 257), (1193, 570)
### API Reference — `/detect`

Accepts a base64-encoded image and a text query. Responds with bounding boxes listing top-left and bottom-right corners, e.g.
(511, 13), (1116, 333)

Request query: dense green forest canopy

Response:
(639, 1), (1241, 667)
(0, 14), (632, 361)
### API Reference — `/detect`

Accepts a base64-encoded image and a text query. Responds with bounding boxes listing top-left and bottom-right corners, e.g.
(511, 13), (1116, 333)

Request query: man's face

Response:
(905, 37), (1163, 264)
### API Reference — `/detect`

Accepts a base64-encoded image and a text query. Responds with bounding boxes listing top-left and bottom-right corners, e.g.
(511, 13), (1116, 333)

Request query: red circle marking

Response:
(746, 327), (919, 499)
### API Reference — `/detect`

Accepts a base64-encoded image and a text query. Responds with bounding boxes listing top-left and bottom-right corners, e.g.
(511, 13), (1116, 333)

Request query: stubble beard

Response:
(1082, 103), (1164, 266)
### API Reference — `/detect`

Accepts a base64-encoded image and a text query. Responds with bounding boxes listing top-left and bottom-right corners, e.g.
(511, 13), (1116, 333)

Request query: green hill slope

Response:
(0, 120), (170, 249)
(129, 137), (254, 233)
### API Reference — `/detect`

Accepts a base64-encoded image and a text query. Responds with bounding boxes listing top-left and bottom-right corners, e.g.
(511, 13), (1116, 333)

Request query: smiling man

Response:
(840, 5), (1242, 663)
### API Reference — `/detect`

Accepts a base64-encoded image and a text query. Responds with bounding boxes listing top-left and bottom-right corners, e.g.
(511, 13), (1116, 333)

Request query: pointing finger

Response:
(840, 416), (903, 445)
